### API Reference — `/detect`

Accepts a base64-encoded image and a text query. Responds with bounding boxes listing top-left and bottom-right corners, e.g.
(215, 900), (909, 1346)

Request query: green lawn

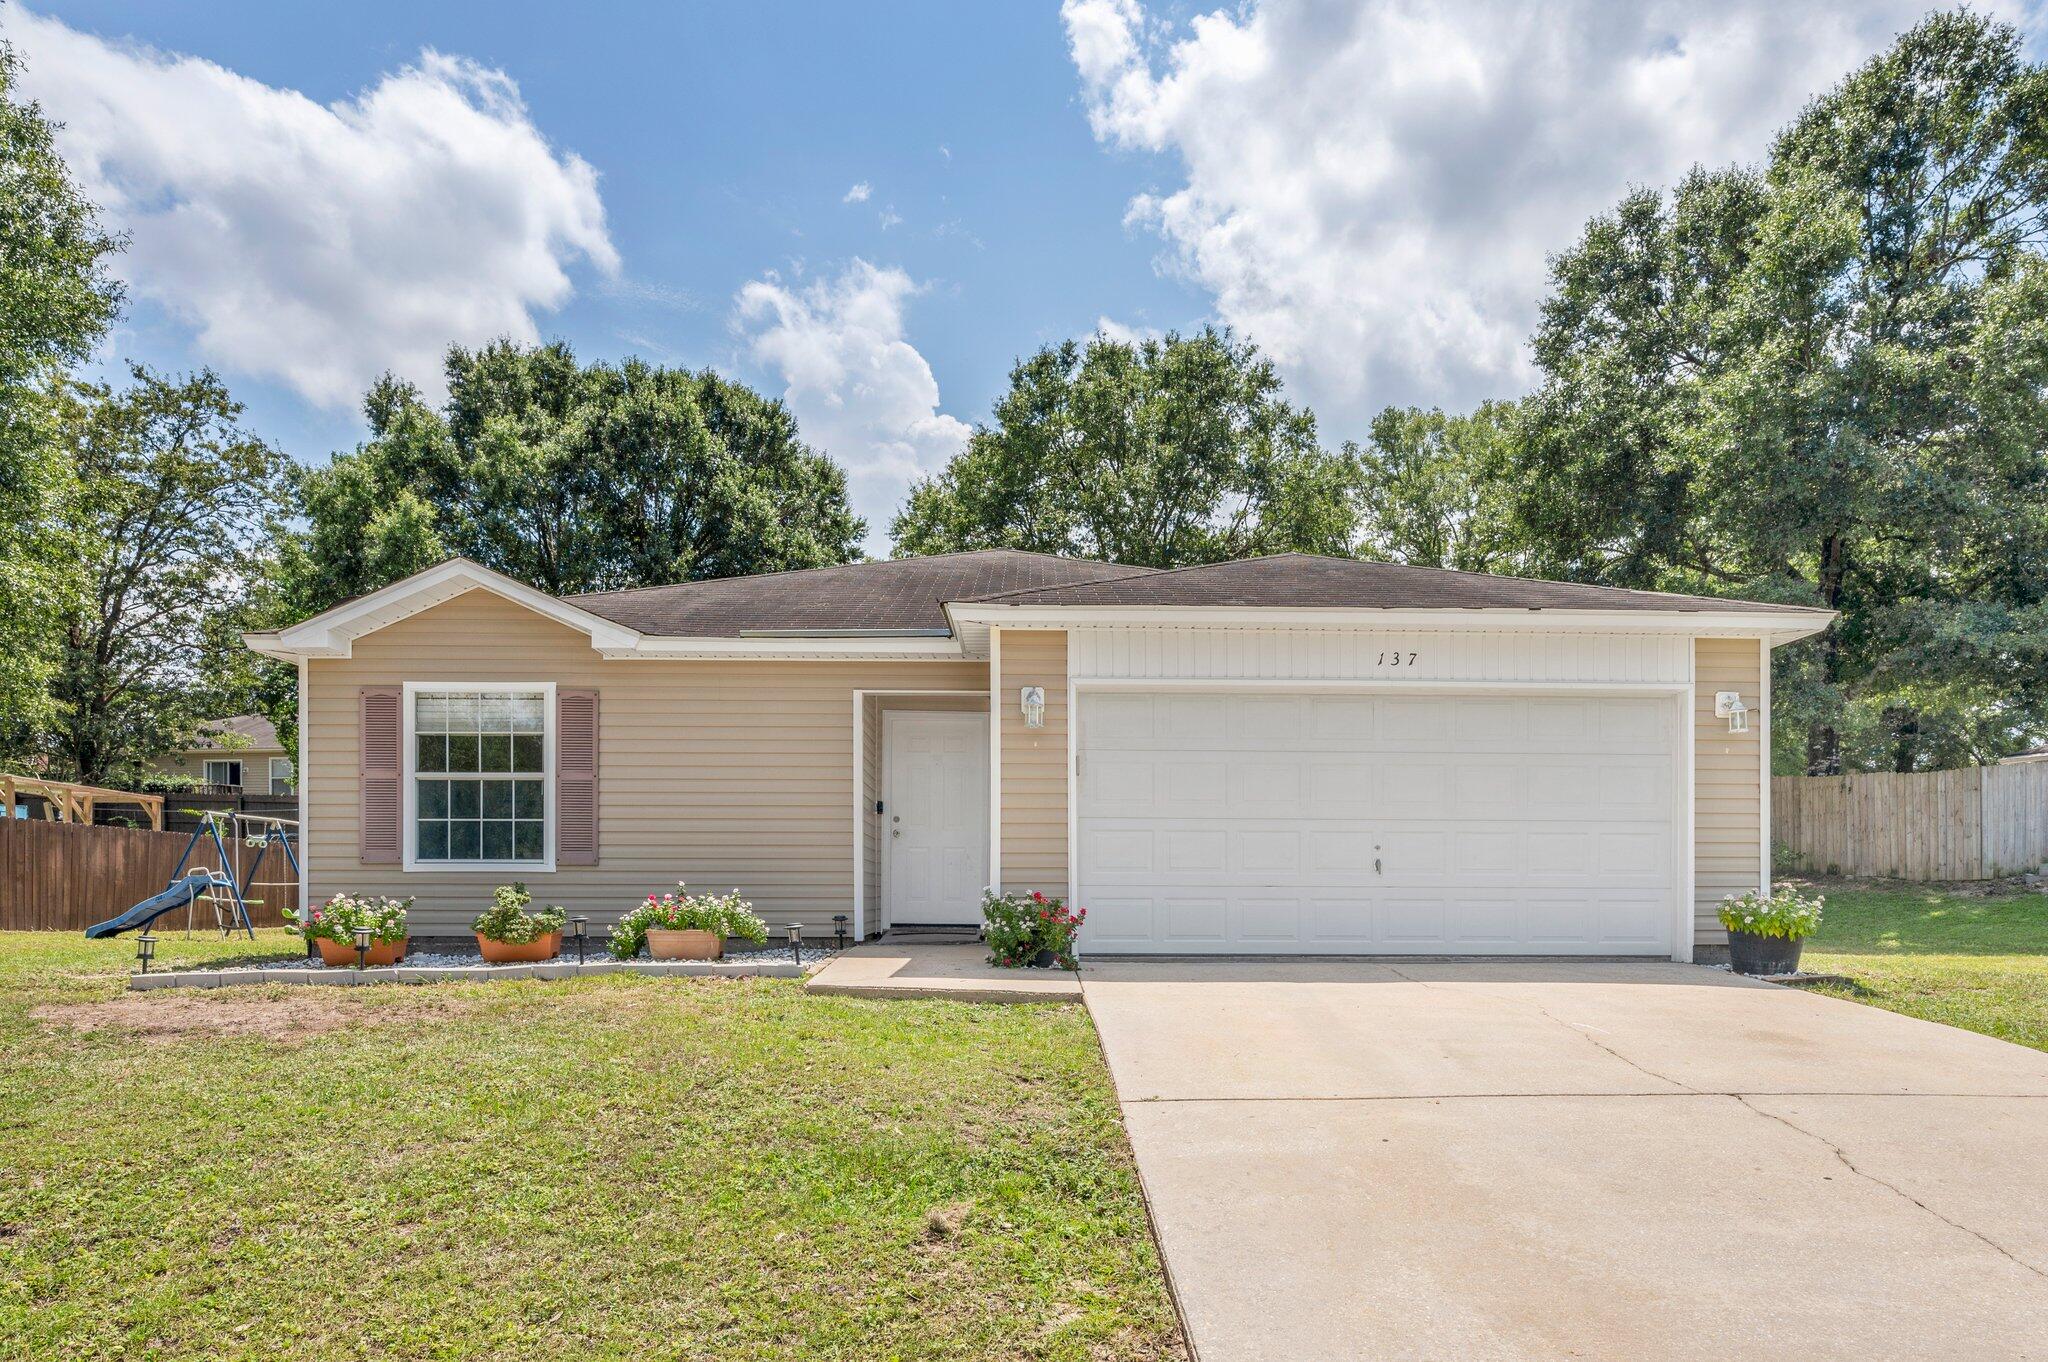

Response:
(0, 931), (1182, 1361)
(1795, 880), (2048, 1053)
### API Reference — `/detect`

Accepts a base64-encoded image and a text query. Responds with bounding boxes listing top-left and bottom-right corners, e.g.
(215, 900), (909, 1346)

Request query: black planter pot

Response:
(1028, 947), (1061, 969)
(1728, 929), (1803, 976)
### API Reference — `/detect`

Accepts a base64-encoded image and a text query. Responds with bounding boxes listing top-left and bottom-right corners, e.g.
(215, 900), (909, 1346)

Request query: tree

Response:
(1514, 12), (2048, 773)
(43, 368), (285, 785)
(0, 40), (122, 734)
(1354, 402), (1528, 573)
(892, 327), (1360, 566)
(279, 341), (865, 612)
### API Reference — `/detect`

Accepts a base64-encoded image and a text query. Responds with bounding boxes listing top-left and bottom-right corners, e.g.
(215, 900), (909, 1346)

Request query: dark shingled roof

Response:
(963, 553), (1828, 615)
(567, 550), (1154, 636)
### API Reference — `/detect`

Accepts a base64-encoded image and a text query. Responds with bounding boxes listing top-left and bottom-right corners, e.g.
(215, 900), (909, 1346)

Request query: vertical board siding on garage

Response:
(1694, 637), (1765, 945)
(998, 629), (1069, 899)
(305, 590), (986, 935)
(1071, 626), (1691, 685)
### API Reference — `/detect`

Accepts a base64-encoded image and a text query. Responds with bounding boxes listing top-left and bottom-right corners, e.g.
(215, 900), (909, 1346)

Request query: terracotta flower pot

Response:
(475, 931), (562, 963)
(314, 935), (407, 967)
(646, 927), (723, 960)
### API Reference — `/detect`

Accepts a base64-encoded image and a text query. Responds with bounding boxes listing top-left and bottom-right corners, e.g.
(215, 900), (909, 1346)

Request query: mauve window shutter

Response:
(359, 687), (402, 863)
(557, 689), (599, 865)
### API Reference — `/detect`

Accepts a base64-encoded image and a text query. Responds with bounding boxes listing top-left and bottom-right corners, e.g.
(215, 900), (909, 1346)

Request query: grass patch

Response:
(1793, 880), (2048, 1053)
(0, 931), (1181, 1360)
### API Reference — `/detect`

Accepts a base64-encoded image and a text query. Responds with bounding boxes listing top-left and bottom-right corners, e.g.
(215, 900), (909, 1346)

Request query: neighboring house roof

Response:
(2001, 748), (2048, 765)
(182, 714), (282, 751)
(963, 552), (1828, 615)
(566, 550), (1155, 636)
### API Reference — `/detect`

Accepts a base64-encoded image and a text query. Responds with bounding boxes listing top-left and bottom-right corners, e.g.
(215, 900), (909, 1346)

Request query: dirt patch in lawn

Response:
(32, 991), (473, 1044)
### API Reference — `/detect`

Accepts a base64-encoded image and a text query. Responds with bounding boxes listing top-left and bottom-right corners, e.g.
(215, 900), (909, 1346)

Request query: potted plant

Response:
(1718, 885), (1824, 976)
(608, 885), (768, 961)
(982, 889), (1086, 969)
(285, 894), (411, 966)
(471, 882), (567, 963)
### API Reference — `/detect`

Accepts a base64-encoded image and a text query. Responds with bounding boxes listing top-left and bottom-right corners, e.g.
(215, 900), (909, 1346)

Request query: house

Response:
(244, 551), (1833, 957)
(2000, 748), (2048, 765)
(149, 714), (295, 794)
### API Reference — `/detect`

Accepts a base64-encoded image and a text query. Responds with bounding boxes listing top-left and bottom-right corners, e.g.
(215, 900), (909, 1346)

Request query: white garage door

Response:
(1077, 691), (1679, 955)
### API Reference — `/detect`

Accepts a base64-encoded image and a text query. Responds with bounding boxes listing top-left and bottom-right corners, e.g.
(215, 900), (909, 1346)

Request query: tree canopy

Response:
(892, 327), (1361, 566)
(0, 40), (123, 732)
(1506, 11), (2048, 772)
(273, 340), (867, 618)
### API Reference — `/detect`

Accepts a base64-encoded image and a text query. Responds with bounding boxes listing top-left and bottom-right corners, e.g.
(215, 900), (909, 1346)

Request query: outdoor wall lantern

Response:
(352, 924), (373, 970)
(1715, 691), (1750, 734)
(135, 929), (157, 974)
(1020, 686), (1046, 729)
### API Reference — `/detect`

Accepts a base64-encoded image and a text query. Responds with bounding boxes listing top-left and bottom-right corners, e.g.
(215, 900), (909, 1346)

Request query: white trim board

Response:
(400, 681), (557, 875)
(849, 688), (992, 939)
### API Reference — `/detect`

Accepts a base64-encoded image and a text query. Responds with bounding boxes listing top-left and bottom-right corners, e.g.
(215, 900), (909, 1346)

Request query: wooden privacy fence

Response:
(1772, 762), (2048, 881)
(0, 817), (297, 933)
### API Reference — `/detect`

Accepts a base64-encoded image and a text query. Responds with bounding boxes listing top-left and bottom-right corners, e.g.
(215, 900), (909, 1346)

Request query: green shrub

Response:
(608, 884), (768, 959)
(1718, 885), (1825, 940)
(982, 889), (1086, 969)
(285, 893), (410, 945)
(471, 882), (567, 944)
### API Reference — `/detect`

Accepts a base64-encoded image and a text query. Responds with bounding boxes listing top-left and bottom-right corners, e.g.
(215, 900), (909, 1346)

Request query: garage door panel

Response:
(1229, 761), (1302, 814)
(1307, 896), (1375, 944)
(1077, 691), (1677, 955)
(1167, 897), (1228, 944)
(1233, 895), (1302, 942)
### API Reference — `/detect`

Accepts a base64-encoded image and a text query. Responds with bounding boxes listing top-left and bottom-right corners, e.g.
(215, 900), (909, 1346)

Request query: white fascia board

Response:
(944, 603), (1834, 645)
(246, 558), (644, 662)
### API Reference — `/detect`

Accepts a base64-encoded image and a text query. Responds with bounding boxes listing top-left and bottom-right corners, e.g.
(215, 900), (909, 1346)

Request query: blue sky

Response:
(11, 1), (2039, 551)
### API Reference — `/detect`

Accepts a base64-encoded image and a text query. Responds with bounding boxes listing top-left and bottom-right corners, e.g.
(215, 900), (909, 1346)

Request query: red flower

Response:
(1031, 890), (1046, 903)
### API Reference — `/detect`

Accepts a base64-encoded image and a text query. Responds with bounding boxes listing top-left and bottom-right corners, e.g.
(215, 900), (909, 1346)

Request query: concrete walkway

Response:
(1081, 959), (2048, 1361)
(805, 940), (1081, 1002)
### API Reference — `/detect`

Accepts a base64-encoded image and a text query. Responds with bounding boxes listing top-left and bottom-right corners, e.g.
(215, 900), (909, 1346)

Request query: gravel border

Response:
(128, 946), (835, 991)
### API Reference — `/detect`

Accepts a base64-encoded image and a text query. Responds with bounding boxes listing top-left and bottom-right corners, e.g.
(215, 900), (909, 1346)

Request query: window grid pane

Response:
(412, 689), (549, 862)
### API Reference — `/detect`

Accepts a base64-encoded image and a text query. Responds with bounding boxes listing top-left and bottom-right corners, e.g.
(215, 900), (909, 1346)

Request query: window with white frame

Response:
(269, 757), (295, 795)
(410, 689), (548, 863)
(204, 759), (243, 789)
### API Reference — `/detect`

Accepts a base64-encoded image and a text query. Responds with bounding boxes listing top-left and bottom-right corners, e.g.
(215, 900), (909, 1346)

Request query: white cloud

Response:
(734, 260), (970, 551)
(1095, 315), (1162, 345)
(878, 207), (904, 230)
(843, 181), (872, 203)
(8, 7), (617, 407)
(1062, 0), (2040, 424)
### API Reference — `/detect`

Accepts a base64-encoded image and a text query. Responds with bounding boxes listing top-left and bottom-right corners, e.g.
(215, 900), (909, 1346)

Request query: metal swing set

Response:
(82, 811), (301, 941)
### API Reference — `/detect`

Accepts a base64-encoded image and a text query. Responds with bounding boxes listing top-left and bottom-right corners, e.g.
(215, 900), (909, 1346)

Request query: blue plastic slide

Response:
(83, 871), (216, 939)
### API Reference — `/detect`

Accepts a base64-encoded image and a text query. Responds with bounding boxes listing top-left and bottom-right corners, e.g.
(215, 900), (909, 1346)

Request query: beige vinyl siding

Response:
(305, 589), (986, 935)
(1694, 636), (1766, 946)
(860, 693), (987, 935)
(997, 628), (1069, 899)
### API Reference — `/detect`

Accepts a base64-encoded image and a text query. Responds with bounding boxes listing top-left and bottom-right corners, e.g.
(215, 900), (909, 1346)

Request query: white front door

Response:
(884, 711), (990, 925)
(1077, 691), (1681, 955)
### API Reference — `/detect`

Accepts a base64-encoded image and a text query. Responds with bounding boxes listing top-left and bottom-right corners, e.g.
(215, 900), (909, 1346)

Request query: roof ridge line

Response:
(567, 547), (1141, 602)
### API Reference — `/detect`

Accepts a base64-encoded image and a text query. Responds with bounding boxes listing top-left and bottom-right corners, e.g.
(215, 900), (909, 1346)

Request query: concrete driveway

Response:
(1080, 960), (2048, 1361)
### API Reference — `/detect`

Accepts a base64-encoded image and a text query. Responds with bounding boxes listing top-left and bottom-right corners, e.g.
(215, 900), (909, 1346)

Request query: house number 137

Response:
(1377, 651), (1419, 667)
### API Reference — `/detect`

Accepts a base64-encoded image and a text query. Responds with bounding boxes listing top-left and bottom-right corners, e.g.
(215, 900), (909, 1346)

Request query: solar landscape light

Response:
(136, 930), (158, 974)
(832, 914), (849, 950)
(352, 924), (373, 970)
(570, 915), (588, 965)
(786, 922), (804, 967)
